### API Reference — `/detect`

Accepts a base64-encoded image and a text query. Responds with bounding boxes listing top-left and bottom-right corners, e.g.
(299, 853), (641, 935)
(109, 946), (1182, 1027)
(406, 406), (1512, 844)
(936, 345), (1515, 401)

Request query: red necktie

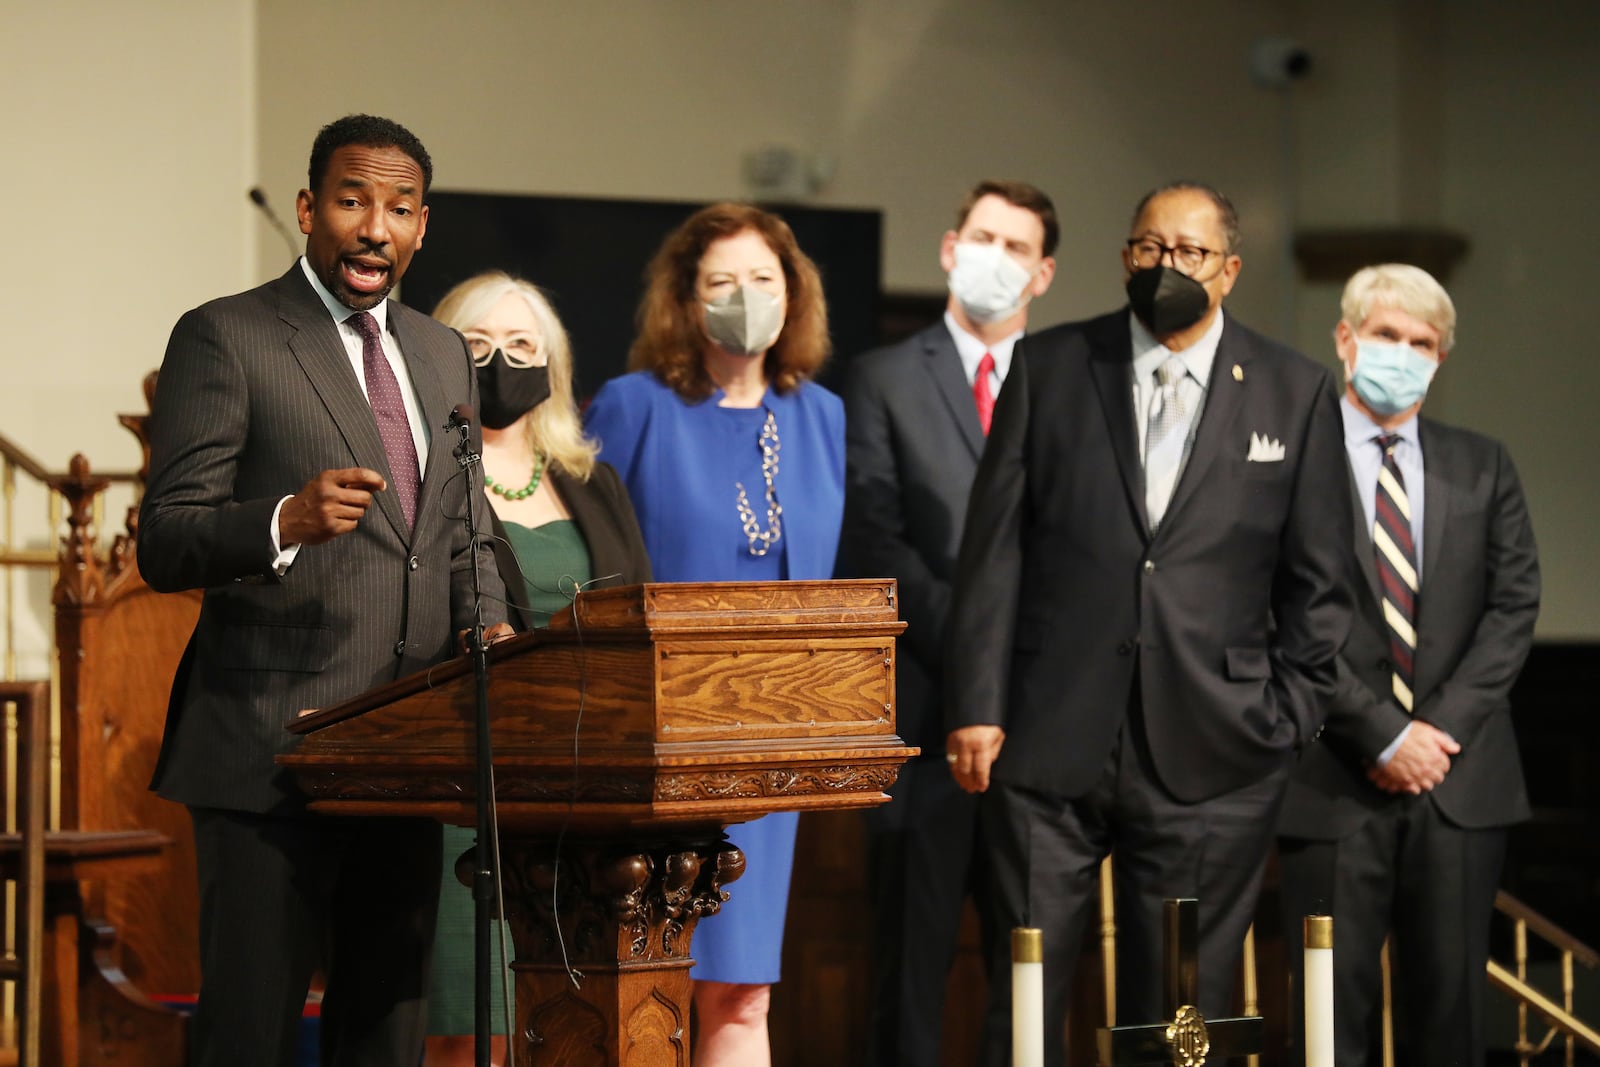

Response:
(1374, 433), (1417, 711)
(974, 351), (996, 435)
(348, 312), (419, 528)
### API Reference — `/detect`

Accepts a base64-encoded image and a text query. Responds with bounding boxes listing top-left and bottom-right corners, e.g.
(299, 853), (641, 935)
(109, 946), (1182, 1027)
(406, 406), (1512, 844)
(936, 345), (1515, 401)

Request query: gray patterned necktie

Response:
(1146, 356), (1188, 451)
(1144, 356), (1189, 529)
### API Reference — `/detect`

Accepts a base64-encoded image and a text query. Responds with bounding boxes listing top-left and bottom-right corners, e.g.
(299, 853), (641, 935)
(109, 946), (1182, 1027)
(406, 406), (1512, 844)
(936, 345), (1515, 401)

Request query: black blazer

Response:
(945, 309), (1354, 803)
(1278, 417), (1539, 837)
(141, 265), (506, 813)
(488, 459), (653, 632)
(838, 321), (986, 752)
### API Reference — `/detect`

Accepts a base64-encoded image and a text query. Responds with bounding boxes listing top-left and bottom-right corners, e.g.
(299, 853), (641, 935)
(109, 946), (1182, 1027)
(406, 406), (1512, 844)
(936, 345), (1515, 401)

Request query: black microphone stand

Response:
(448, 410), (498, 1067)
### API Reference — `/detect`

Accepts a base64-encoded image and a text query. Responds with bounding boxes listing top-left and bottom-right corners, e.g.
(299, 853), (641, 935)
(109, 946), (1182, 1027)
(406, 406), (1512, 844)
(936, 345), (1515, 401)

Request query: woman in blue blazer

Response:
(585, 202), (843, 1067)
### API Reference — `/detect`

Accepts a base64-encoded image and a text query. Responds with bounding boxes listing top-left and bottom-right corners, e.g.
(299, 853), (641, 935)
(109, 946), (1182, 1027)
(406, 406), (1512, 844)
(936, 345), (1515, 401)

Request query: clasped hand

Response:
(1368, 720), (1460, 795)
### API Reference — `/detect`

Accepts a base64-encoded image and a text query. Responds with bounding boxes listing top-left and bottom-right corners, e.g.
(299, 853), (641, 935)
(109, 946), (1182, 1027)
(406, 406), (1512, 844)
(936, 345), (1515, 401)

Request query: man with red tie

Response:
(1278, 264), (1540, 1067)
(838, 180), (1057, 1067)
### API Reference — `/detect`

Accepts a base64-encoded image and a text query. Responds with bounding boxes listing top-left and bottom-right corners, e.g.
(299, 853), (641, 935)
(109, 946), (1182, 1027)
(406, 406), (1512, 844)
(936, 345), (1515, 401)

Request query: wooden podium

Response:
(280, 579), (912, 1066)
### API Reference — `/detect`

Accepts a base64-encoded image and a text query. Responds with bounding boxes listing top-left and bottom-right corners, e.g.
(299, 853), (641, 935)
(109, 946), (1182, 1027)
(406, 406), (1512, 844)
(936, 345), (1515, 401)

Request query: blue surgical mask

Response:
(1348, 338), (1438, 415)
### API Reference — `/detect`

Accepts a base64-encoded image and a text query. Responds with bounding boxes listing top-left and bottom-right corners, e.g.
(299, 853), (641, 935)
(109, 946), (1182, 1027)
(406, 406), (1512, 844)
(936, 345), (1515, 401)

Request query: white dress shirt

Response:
(945, 309), (1023, 396)
(270, 259), (431, 567)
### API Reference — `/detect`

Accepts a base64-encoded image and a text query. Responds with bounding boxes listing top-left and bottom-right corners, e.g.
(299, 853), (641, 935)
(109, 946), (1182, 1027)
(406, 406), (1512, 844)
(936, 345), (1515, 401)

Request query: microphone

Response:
(248, 186), (300, 262)
(446, 403), (474, 431)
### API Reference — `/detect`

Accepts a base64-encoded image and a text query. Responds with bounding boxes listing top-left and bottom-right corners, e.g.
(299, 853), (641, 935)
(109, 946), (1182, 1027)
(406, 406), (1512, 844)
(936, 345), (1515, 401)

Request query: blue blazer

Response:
(583, 370), (845, 582)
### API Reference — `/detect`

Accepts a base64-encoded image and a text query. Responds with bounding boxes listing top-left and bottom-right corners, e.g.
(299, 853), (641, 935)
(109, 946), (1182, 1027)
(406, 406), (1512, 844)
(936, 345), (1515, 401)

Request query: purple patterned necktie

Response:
(348, 311), (419, 528)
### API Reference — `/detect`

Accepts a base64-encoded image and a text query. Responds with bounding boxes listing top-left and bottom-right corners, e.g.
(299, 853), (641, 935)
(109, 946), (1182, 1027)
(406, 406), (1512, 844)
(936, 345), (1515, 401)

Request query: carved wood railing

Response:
(1, 371), (195, 1066)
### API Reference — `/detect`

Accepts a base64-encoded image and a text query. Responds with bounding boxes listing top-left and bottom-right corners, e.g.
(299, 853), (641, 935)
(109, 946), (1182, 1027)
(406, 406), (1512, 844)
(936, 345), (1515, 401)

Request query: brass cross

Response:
(1096, 899), (1264, 1066)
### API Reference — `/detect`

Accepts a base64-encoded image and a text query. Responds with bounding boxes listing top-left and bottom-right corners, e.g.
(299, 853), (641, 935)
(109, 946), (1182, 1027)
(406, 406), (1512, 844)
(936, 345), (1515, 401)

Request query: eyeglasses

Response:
(463, 332), (542, 368)
(1125, 238), (1226, 276)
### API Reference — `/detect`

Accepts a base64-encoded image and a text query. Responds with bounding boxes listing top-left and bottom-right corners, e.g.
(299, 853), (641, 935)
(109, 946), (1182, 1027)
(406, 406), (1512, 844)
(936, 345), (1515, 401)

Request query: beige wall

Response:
(250, 0), (1307, 330)
(4, 0), (256, 471)
(1, 1), (1595, 641)
(1433, 7), (1600, 638)
(2, 0), (255, 675)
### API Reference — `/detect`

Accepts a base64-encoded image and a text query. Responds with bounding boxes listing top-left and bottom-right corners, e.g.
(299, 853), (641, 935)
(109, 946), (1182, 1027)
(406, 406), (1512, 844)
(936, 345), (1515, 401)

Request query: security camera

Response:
(1250, 38), (1312, 87)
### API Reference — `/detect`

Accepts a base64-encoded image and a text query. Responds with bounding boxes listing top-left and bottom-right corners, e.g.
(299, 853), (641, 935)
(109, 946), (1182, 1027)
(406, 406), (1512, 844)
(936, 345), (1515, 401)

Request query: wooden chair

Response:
(0, 377), (197, 1067)
(0, 681), (49, 1067)
(31, 445), (196, 1067)
(0, 675), (174, 1067)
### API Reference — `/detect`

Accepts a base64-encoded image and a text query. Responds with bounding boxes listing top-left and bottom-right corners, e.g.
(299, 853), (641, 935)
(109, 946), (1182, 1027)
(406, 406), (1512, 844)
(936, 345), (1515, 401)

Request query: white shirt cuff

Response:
(1375, 722), (1412, 767)
(270, 495), (301, 575)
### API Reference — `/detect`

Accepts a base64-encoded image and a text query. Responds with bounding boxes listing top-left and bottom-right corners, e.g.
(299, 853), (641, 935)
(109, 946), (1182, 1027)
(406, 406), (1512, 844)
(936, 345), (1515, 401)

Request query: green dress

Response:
(428, 519), (592, 1035)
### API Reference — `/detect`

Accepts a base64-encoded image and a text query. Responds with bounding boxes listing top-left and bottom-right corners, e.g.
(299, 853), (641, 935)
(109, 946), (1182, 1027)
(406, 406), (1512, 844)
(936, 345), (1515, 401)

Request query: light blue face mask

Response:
(1349, 338), (1438, 415)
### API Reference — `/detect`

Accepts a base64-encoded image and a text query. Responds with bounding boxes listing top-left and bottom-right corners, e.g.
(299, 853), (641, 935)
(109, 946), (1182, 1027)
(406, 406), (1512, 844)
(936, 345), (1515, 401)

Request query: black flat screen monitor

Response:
(400, 191), (883, 399)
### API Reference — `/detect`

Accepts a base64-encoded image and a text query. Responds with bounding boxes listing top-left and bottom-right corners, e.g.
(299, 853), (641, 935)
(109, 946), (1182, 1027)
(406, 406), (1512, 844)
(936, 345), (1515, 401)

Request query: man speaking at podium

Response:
(140, 114), (507, 1067)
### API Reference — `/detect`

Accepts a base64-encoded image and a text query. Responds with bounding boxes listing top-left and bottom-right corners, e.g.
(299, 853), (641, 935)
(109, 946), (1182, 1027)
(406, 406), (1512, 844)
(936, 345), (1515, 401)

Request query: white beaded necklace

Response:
(734, 411), (782, 556)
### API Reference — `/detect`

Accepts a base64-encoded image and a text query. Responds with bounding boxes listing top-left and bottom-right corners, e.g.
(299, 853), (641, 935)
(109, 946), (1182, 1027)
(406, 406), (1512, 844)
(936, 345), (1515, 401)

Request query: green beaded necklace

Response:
(484, 454), (545, 501)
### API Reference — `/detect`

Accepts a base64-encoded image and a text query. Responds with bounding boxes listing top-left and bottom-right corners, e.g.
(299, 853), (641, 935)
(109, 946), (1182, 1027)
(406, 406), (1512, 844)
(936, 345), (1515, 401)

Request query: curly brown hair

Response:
(629, 202), (830, 400)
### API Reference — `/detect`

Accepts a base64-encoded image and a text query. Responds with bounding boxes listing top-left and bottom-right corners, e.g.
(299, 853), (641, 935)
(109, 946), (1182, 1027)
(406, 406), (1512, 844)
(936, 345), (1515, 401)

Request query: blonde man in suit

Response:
(141, 114), (508, 1067)
(1278, 264), (1539, 1067)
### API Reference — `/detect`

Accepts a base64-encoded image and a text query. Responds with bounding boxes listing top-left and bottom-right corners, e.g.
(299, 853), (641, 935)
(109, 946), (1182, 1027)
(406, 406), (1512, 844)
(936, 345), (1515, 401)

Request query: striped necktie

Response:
(1374, 433), (1417, 711)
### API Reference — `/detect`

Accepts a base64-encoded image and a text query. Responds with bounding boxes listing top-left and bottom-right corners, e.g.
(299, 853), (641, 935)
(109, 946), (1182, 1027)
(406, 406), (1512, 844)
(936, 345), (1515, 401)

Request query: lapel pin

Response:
(1232, 364), (1244, 382)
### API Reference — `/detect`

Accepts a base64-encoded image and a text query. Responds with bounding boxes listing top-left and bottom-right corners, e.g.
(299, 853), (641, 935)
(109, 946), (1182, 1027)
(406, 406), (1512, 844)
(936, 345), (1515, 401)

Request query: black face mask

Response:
(1125, 265), (1210, 336)
(475, 354), (551, 430)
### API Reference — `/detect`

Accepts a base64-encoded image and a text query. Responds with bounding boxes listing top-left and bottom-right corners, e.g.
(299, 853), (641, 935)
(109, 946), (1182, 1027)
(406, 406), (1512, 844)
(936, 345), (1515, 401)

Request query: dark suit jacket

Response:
(1279, 417), (1539, 837)
(839, 321), (987, 752)
(946, 309), (1353, 803)
(488, 459), (653, 632)
(140, 265), (506, 814)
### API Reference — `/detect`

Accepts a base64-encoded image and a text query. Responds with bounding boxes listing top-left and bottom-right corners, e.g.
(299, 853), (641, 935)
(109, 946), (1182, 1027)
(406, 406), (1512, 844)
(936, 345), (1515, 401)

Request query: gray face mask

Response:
(704, 283), (785, 357)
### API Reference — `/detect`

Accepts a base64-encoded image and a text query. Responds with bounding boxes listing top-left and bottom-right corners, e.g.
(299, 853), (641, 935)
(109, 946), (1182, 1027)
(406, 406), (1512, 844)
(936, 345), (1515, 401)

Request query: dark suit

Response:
(946, 309), (1352, 1065)
(839, 320), (993, 1066)
(1278, 413), (1539, 1067)
(489, 459), (654, 633)
(140, 264), (506, 1067)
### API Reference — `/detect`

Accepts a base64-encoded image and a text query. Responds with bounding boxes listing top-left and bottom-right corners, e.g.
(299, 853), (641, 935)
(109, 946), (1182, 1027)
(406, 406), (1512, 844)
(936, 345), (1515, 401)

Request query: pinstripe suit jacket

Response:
(139, 265), (506, 814)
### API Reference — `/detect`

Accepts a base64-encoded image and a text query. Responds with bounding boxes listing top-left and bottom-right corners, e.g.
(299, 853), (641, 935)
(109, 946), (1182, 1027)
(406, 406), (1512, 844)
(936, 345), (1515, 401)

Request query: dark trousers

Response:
(866, 754), (990, 1067)
(189, 807), (443, 1067)
(1279, 799), (1507, 1067)
(977, 709), (1288, 1067)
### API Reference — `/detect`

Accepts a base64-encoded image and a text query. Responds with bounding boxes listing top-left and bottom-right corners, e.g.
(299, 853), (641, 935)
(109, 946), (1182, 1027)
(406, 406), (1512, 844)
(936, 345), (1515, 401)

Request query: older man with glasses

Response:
(946, 181), (1353, 1066)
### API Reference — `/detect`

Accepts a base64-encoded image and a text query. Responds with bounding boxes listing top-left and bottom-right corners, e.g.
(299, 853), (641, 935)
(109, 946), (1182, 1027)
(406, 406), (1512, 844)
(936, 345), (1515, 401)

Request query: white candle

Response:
(1304, 915), (1334, 1067)
(1012, 927), (1044, 1067)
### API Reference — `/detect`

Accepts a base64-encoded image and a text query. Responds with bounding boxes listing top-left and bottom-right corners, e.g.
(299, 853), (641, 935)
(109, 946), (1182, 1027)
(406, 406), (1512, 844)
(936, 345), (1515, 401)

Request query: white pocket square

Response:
(1246, 432), (1285, 462)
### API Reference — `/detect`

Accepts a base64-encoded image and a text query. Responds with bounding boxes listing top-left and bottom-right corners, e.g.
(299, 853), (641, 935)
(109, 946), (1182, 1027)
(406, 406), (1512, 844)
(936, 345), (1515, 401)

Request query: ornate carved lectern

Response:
(280, 579), (912, 1067)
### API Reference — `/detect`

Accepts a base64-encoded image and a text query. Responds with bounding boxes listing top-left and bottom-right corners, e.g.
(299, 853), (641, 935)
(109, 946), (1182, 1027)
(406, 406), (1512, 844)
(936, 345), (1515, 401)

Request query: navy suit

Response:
(839, 320), (994, 1066)
(1278, 413), (1539, 1067)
